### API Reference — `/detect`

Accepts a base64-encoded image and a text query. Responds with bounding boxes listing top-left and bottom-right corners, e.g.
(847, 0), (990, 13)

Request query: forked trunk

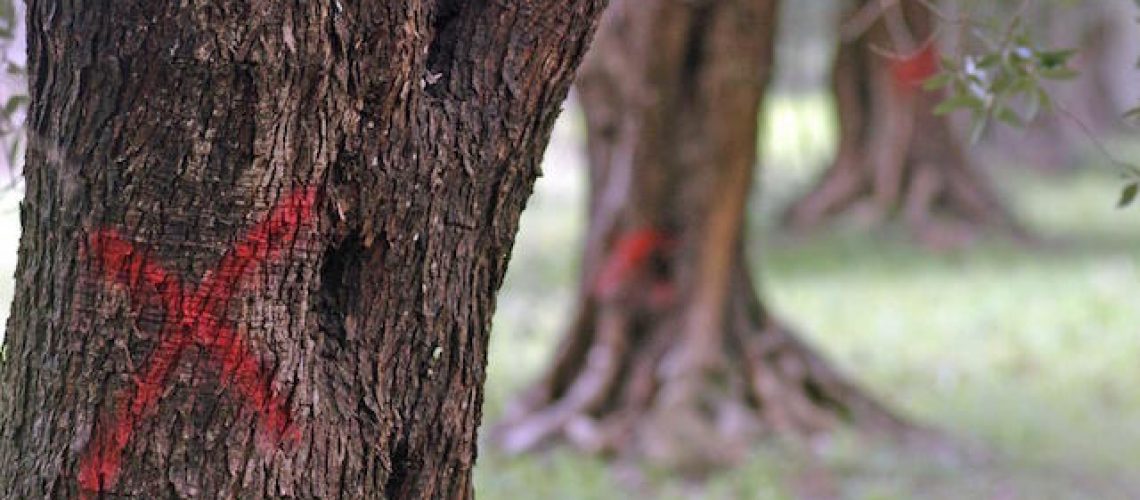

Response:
(0, 1), (606, 497)
(783, 0), (1023, 247)
(494, 0), (906, 472)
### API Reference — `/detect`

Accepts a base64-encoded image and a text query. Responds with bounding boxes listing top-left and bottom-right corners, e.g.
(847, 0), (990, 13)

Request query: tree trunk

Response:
(783, 0), (1022, 247)
(493, 0), (906, 473)
(0, 1), (605, 498)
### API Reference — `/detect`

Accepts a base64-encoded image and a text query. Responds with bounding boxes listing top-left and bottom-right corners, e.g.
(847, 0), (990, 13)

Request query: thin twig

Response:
(1055, 101), (1140, 178)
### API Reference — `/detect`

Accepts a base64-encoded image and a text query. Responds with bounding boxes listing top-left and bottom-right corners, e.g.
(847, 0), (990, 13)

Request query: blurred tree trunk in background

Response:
(494, 0), (906, 472)
(0, 1), (604, 498)
(783, 0), (1022, 247)
(984, 0), (1139, 170)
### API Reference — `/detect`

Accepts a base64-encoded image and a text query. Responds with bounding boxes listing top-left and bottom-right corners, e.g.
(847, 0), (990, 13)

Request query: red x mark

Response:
(77, 187), (317, 494)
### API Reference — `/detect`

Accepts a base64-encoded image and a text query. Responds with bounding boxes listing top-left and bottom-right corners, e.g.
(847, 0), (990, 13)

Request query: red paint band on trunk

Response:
(890, 42), (940, 92)
(594, 228), (667, 298)
(78, 187), (316, 494)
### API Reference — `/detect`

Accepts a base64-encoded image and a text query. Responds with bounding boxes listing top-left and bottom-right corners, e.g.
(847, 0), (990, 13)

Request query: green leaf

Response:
(1119, 183), (1139, 208)
(3, 94), (26, 117)
(1035, 87), (1054, 114)
(1009, 76), (1037, 95)
(1036, 49), (1078, 69)
(933, 94), (984, 116)
(977, 54), (1001, 68)
(1040, 67), (1079, 80)
(922, 73), (953, 91)
(7, 135), (19, 166)
(996, 107), (1024, 127)
(1124, 106), (1140, 122)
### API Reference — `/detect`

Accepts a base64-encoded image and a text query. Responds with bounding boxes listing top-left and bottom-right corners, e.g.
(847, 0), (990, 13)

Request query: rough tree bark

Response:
(783, 0), (1023, 246)
(0, 1), (605, 498)
(493, 0), (906, 472)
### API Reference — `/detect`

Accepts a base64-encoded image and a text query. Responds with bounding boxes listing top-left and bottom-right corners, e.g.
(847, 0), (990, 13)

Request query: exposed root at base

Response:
(491, 278), (928, 472)
(782, 159), (1029, 250)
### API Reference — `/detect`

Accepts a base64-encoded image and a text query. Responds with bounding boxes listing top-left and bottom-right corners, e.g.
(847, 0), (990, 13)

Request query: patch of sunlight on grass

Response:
(762, 92), (837, 177)
(480, 95), (1140, 498)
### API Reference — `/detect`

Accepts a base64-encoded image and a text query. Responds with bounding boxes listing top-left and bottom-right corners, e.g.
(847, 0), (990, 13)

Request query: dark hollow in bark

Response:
(493, 0), (908, 472)
(0, 1), (606, 498)
(783, 0), (1024, 248)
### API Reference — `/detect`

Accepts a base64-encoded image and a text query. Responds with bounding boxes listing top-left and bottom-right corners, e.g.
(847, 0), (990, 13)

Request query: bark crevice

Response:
(316, 231), (364, 351)
(425, 0), (466, 97)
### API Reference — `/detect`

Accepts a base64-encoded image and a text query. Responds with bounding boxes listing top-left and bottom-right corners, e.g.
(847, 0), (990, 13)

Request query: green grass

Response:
(477, 101), (1140, 498)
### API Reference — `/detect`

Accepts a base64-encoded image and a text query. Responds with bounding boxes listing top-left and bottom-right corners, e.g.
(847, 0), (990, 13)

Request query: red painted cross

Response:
(77, 187), (317, 494)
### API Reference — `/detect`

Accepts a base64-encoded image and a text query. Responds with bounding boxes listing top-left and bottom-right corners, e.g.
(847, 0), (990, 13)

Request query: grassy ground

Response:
(476, 97), (1140, 499)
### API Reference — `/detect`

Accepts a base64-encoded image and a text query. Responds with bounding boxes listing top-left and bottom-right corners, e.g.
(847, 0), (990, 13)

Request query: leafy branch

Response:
(923, 0), (1140, 207)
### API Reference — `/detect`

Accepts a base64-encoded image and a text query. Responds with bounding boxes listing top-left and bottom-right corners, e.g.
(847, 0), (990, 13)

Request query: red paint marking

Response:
(77, 187), (316, 494)
(594, 228), (667, 298)
(890, 42), (940, 92)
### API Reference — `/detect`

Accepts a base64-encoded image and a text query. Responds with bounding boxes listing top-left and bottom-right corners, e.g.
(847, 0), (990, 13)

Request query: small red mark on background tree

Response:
(890, 42), (939, 92)
(594, 228), (670, 300)
(77, 187), (317, 495)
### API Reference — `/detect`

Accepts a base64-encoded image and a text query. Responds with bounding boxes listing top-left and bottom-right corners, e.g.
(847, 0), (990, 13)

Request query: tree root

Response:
(491, 271), (924, 472)
(783, 152), (1028, 249)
